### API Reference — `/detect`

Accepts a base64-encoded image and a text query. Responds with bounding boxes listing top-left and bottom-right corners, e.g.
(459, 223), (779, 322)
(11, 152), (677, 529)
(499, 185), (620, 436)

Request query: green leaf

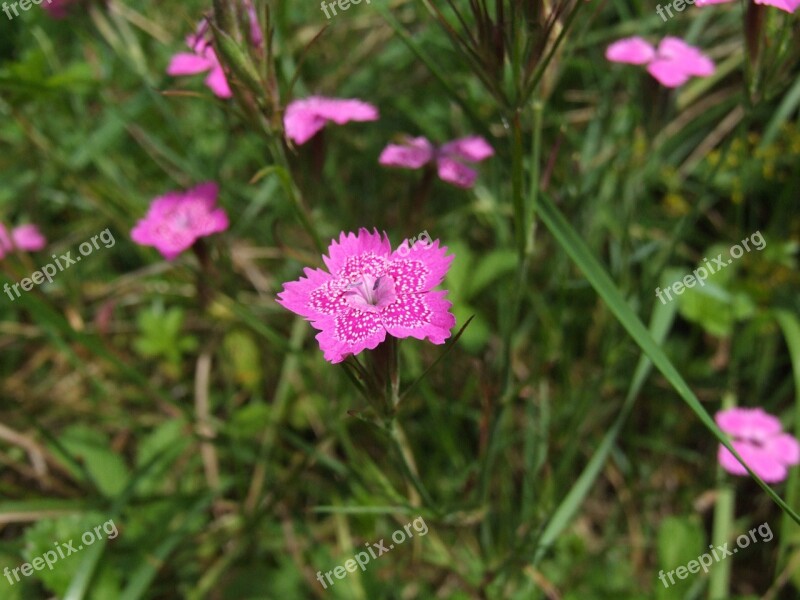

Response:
(536, 190), (800, 524)
(222, 330), (262, 391)
(50, 426), (129, 498)
(23, 513), (119, 598)
(656, 516), (706, 600)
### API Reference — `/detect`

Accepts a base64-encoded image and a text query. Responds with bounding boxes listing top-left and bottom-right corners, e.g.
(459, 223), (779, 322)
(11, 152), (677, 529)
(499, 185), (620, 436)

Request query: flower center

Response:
(166, 204), (197, 231)
(343, 273), (397, 313)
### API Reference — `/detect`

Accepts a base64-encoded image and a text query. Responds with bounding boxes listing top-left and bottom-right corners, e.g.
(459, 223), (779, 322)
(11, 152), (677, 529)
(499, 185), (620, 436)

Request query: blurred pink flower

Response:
(379, 135), (494, 189)
(277, 228), (456, 364)
(696, 0), (799, 11)
(716, 407), (800, 483)
(283, 97), (379, 145)
(131, 182), (229, 260)
(42, 0), (81, 19)
(166, 3), (262, 97)
(0, 223), (47, 259)
(606, 36), (715, 88)
(167, 21), (232, 98)
(243, 0), (263, 47)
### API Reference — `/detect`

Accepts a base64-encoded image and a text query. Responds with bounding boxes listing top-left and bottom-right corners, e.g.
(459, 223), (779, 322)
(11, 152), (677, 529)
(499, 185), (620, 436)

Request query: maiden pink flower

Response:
(167, 3), (262, 98)
(277, 228), (456, 364)
(283, 97), (379, 145)
(716, 407), (800, 483)
(696, 0), (800, 11)
(0, 223), (46, 259)
(606, 36), (715, 88)
(167, 20), (232, 98)
(131, 182), (229, 260)
(378, 135), (494, 188)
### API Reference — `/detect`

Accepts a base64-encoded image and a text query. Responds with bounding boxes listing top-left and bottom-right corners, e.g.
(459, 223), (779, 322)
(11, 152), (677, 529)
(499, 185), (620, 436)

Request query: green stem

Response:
(529, 100), (543, 255)
(709, 392), (736, 600)
(388, 419), (436, 510)
(267, 137), (324, 254)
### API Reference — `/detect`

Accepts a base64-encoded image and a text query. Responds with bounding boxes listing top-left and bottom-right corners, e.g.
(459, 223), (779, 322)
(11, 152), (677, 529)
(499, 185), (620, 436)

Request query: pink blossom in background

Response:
(167, 20), (232, 98)
(0, 223), (47, 259)
(606, 36), (715, 88)
(42, 0), (81, 18)
(716, 407), (800, 483)
(243, 0), (264, 47)
(696, 0), (800, 11)
(379, 135), (494, 189)
(283, 97), (379, 145)
(277, 228), (456, 364)
(752, 0), (800, 10)
(131, 182), (229, 260)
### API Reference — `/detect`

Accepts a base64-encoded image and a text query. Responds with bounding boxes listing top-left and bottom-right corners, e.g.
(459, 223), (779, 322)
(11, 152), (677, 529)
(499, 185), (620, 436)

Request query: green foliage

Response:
(133, 304), (198, 374)
(0, 0), (798, 598)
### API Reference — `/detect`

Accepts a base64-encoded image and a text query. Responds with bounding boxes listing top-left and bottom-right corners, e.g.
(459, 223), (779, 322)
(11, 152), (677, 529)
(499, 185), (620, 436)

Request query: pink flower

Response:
(606, 36), (715, 88)
(696, 0), (800, 12)
(716, 407), (800, 483)
(379, 135), (494, 189)
(283, 97), (379, 145)
(166, 3), (262, 98)
(167, 21), (232, 98)
(276, 228), (456, 364)
(243, 0), (263, 47)
(42, 0), (81, 19)
(0, 223), (47, 259)
(131, 182), (229, 260)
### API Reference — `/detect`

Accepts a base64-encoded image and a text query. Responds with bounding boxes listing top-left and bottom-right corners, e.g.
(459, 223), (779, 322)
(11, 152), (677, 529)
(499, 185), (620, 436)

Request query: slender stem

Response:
(529, 100), (543, 254)
(268, 137), (324, 254)
(388, 419), (434, 509)
(511, 110), (526, 260)
(389, 336), (400, 409)
(709, 392), (736, 600)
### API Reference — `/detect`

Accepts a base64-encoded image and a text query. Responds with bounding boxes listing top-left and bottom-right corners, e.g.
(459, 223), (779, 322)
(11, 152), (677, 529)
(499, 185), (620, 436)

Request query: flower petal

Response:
(314, 310), (387, 363)
(284, 97), (379, 145)
(277, 267), (345, 321)
(440, 136), (494, 162)
(764, 433), (800, 466)
(321, 228), (392, 278)
(716, 407), (783, 439)
(378, 137), (435, 169)
(657, 37), (715, 77)
(605, 36), (656, 65)
(204, 64), (233, 98)
(308, 97), (380, 124)
(647, 59), (691, 88)
(754, 0), (800, 11)
(11, 224), (46, 251)
(437, 156), (478, 188)
(381, 290), (455, 344)
(167, 53), (213, 76)
(718, 441), (789, 483)
(388, 239), (453, 293)
(284, 106), (328, 145)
